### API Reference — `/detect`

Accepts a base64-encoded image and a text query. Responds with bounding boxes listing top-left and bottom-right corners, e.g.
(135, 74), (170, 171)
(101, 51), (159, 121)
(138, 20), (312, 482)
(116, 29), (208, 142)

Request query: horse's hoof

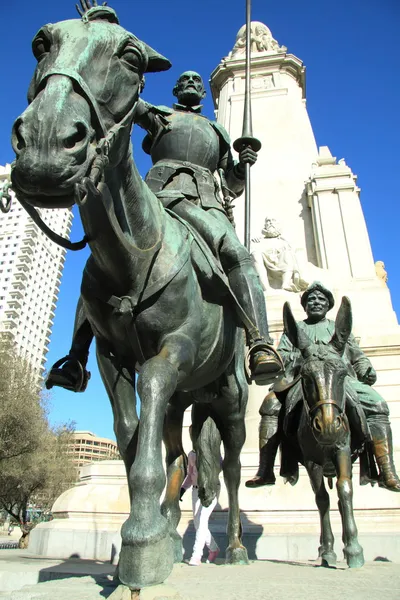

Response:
(118, 535), (174, 588)
(170, 532), (184, 563)
(344, 548), (365, 569)
(225, 545), (249, 565)
(320, 551), (337, 568)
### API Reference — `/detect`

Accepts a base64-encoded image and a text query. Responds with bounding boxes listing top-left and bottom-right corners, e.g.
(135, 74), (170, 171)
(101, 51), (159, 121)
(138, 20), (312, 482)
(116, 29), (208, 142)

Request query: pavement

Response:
(0, 550), (399, 599)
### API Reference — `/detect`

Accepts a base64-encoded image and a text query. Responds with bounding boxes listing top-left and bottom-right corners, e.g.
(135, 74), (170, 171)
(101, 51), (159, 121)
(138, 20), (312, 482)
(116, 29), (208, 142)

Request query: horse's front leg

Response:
(118, 353), (180, 589)
(305, 460), (336, 567)
(334, 448), (364, 568)
(161, 392), (192, 563)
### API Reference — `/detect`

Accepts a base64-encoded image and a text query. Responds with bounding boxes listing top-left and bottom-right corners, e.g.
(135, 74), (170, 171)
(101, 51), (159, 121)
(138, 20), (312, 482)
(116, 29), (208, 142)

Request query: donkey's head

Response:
(11, 3), (170, 209)
(283, 297), (352, 446)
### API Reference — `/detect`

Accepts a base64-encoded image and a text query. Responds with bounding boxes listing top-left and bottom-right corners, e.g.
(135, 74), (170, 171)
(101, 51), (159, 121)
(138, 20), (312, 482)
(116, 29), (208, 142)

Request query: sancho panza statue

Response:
(46, 71), (283, 391)
(246, 281), (400, 492)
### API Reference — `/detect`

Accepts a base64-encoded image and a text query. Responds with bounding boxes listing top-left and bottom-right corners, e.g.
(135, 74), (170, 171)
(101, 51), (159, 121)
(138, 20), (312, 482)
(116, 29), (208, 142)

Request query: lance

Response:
(233, 0), (261, 250)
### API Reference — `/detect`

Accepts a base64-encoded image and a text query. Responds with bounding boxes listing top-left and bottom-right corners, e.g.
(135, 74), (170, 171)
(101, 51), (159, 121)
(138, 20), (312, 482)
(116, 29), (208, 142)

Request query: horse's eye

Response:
(32, 35), (51, 61)
(120, 46), (142, 71)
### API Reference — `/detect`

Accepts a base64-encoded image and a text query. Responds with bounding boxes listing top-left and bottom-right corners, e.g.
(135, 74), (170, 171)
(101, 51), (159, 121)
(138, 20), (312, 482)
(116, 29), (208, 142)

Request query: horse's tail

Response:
(196, 416), (221, 508)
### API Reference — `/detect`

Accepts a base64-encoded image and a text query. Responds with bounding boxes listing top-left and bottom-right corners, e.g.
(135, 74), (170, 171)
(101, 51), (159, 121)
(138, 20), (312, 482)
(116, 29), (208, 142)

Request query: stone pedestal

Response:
(29, 460), (129, 562)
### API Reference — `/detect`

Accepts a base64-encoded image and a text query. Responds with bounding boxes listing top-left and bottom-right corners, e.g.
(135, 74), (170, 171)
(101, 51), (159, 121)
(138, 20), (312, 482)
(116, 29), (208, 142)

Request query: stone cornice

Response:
(210, 52), (306, 108)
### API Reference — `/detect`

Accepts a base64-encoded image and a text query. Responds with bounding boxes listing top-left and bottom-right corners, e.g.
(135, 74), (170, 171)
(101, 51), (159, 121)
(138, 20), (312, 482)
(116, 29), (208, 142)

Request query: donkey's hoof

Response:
(344, 547), (365, 569)
(225, 545), (249, 565)
(118, 535), (174, 589)
(320, 551), (337, 568)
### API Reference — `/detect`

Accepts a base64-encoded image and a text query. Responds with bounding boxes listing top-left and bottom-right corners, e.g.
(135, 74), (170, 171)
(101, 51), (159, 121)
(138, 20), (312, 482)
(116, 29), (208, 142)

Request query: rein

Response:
(10, 69), (138, 252)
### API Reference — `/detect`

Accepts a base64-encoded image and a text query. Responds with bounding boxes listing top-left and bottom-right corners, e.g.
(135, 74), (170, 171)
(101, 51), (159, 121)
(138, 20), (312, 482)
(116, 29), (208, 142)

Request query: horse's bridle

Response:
(8, 67), (139, 251)
(307, 398), (345, 417)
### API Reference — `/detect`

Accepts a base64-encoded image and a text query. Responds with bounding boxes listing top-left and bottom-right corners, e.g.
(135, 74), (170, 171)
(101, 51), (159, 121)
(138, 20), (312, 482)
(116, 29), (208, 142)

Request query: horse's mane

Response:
(76, 0), (120, 24)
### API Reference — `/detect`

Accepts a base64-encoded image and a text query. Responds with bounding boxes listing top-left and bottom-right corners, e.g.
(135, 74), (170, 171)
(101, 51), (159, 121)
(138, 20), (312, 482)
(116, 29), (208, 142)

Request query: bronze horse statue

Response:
(10, 5), (250, 589)
(280, 298), (365, 568)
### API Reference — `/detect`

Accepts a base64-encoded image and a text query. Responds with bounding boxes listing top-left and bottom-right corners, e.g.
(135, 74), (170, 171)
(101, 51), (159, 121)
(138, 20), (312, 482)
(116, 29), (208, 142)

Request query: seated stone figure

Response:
(251, 218), (308, 293)
(246, 281), (400, 492)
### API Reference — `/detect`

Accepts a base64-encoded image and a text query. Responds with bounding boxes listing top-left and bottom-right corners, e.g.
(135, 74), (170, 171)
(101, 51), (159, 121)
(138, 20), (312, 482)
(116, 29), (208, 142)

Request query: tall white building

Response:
(0, 163), (72, 381)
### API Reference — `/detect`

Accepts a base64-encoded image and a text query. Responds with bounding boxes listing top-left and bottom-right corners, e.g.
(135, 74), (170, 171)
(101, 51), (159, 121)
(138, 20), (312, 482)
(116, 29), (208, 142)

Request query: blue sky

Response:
(1, 0), (399, 440)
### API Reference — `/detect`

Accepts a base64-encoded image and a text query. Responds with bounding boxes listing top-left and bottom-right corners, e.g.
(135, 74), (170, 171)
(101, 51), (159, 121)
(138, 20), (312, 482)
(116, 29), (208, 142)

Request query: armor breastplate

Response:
(150, 111), (220, 172)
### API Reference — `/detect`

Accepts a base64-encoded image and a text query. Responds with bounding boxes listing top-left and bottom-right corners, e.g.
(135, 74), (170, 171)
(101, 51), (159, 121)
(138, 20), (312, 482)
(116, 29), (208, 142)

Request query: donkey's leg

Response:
(119, 353), (180, 589)
(213, 341), (249, 565)
(161, 392), (192, 563)
(305, 461), (336, 567)
(334, 448), (364, 568)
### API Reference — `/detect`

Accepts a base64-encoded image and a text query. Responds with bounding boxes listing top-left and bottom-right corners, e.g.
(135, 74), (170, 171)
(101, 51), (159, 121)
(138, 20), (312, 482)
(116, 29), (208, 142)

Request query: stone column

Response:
(210, 22), (319, 472)
(307, 147), (376, 279)
(210, 22), (318, 265)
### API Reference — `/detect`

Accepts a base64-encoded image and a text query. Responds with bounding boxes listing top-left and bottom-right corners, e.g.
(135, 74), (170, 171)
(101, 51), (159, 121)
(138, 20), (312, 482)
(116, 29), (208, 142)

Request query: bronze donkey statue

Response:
(280, 298), (365, 568)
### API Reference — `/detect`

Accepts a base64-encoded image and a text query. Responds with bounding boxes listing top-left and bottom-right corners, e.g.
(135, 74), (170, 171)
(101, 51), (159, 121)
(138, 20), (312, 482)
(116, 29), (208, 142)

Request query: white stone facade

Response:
(0, 164), (72, 382)
(208, 22), (400, 554)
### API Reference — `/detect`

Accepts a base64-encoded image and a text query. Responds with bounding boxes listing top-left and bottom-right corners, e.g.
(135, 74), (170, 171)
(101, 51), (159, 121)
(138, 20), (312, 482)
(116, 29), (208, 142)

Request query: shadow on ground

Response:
(37, 555), (117, 598)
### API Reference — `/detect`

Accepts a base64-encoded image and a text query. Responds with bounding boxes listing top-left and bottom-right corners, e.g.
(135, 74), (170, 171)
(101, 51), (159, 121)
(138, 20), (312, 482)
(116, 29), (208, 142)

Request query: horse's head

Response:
(11, 4), (170, 209)
(283, 297), (352, 446)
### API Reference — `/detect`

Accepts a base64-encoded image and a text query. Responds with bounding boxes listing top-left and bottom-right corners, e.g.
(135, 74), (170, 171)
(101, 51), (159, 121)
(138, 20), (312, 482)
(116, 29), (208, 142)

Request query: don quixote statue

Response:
(8, 0), (283, 591)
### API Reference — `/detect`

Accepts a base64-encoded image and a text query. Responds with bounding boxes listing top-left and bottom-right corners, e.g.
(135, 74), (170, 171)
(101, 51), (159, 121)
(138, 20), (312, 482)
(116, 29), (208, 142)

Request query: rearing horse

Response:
(11, 6), (249, 589)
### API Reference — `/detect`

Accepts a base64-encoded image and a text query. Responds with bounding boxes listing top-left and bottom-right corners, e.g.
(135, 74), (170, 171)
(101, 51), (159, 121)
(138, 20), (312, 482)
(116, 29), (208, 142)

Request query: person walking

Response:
(181, 445), (220, 566)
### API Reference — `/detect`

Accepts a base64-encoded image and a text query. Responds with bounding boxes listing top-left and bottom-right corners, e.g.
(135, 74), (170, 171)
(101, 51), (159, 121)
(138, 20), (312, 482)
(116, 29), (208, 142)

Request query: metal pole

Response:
(233, 0), (261, 250)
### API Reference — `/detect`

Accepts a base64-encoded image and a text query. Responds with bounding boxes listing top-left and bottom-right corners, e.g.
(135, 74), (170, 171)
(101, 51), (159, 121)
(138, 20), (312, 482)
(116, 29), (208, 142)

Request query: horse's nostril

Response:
(12, 119), (26, 153)
(63, 122), (88, 149)
(335, 416), (342, 429)
(313, 416), (322, 432)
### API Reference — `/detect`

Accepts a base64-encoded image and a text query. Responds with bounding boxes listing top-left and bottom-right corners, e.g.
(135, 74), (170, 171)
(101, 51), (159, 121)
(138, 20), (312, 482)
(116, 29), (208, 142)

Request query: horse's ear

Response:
(143, 43), (172, 73)
(283, 302), (311, 353)
(330, 296), (352, 356)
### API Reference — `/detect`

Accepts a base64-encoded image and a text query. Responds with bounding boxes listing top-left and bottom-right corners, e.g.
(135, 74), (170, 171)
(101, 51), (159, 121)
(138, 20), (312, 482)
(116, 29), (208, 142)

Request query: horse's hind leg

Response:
(161, 392), (192, 563)
(305, 461), (336, 567)
(213, 342), (249, 565)
(334, 448), (364, 568)
(96, 342), (138, 497)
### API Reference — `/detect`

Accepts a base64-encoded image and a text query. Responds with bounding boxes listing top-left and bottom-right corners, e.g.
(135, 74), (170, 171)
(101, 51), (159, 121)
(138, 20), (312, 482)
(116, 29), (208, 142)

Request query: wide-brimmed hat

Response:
(300, 281), (335, 310)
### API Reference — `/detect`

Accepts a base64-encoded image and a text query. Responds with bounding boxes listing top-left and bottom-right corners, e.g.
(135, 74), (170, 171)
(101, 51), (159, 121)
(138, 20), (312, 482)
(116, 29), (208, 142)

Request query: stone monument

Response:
(208, 21), (400, 561)
(30, 18), (400, 567)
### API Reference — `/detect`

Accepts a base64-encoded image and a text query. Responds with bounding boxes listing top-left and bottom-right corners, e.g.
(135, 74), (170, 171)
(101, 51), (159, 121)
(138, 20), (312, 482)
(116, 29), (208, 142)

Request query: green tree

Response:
(0, 341), (76, 547)
(0, 341), (46, 462)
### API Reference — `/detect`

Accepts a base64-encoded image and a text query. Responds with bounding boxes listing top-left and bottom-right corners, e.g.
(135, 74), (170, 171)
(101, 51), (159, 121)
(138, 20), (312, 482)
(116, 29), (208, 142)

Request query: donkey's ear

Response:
(330, 296), (352, 355)
(283, 302), (311, 353)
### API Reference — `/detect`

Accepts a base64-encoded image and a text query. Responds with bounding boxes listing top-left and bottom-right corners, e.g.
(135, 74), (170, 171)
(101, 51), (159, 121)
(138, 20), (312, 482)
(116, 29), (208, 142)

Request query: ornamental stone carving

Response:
(230, 22), (286, 58)
(375, 260), (388, 286)
(251, 218), (309, 293)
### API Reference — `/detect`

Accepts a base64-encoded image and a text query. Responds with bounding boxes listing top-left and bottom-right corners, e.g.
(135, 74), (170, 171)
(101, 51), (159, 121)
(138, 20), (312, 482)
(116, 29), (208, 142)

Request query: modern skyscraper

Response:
(0, 163), (73, 382)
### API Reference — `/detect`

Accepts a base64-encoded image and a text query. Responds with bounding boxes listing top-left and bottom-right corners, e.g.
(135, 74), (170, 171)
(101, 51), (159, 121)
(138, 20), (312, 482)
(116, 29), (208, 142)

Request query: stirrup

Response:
(45, 355), (90, 393)
(246, 341), (284, 386)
